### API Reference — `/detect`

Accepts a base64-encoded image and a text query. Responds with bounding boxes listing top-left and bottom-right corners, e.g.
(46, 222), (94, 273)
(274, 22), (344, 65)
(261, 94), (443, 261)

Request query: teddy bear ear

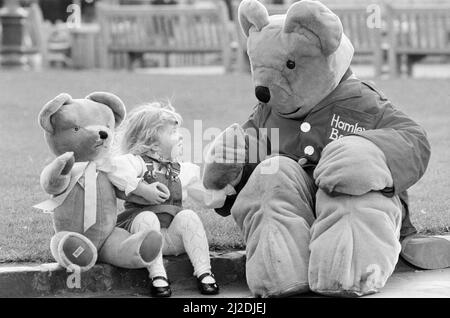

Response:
(283, 0), (343, 56)
(85, 92), (126, 127)
(38, 93), (73, 134)
(238, 0), (270, 38)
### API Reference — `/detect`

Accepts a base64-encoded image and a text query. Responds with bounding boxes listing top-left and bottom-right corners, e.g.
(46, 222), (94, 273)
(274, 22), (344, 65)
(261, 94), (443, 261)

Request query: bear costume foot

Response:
(401, 234), (450, 270)
(309, 190), (402, 297)
(231, 157), (316, 298)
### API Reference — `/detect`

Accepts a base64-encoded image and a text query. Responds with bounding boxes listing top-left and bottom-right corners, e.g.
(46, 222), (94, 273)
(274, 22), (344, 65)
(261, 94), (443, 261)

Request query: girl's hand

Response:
(135, 181), (170, 205)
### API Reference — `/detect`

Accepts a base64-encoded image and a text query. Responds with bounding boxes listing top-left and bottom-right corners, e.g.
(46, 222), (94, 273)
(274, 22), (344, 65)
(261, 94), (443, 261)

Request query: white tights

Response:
(130, 209), (212, 280)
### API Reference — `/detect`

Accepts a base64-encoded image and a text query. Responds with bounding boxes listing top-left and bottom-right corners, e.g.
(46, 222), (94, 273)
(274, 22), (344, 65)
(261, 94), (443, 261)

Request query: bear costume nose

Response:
(99, 131), (108, 140)
(255, 86), (270, 103)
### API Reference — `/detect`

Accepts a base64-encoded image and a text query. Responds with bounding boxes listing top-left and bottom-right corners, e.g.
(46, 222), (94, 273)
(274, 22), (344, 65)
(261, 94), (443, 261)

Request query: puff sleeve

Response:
(107, 154), (146, 195)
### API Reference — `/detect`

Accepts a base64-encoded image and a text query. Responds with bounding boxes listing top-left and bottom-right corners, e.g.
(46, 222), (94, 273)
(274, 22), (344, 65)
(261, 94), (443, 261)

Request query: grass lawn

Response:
(0, 70), (449, 263)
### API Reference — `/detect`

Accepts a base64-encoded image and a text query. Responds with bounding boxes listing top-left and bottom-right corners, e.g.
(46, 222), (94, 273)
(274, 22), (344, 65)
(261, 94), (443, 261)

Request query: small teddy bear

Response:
(35, 92), (162, 272)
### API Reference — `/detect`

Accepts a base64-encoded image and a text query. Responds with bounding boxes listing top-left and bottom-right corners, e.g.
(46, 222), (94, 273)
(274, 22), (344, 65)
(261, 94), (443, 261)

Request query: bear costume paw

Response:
(314, 136), (393, 196)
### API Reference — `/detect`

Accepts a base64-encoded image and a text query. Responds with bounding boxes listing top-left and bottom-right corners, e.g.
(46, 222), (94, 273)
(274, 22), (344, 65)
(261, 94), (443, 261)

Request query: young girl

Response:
(107, 102), (235, 297)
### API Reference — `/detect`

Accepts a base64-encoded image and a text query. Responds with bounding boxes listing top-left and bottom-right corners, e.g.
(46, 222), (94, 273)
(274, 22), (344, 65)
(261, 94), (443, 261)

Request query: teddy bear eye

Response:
(73, 126), (80, 132)
(286, 60), (296, 69)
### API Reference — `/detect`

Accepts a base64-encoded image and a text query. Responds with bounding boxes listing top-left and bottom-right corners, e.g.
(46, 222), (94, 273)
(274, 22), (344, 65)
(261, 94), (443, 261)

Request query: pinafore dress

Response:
(117, 155), (183, 230)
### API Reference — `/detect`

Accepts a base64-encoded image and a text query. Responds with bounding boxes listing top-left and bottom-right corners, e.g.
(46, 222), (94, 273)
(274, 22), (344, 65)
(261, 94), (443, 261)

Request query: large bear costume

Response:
(203, 0), (449, 297)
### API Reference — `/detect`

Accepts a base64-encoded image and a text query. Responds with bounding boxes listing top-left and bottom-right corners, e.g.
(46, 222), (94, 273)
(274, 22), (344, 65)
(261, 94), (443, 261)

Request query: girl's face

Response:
(153, 123), (183, 160)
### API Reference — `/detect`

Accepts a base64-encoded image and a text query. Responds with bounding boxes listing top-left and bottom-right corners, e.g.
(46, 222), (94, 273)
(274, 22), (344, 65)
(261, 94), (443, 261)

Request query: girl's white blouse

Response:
(107, 153), (235, 209)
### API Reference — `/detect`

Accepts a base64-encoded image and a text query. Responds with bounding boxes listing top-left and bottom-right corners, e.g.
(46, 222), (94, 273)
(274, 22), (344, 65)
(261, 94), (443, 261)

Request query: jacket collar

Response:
(308, 68), (362, 115)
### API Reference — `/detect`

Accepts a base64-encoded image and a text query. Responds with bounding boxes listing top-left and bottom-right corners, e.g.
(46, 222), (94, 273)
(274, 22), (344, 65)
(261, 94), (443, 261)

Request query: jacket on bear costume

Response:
(203, 0), (449, 297)
(34, 92), (162, 271)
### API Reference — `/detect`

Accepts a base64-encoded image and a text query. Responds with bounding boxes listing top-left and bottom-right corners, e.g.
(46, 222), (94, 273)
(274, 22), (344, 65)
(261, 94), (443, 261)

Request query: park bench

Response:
(386, 3), (450, 76)
(96, 1), (233, 71)
(231, 1), (383, 76)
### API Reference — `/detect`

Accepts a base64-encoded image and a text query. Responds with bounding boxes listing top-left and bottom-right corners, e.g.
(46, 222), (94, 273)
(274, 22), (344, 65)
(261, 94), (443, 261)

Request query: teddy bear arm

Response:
(40, 152), (75, 195)
(40, 160), (72, 195)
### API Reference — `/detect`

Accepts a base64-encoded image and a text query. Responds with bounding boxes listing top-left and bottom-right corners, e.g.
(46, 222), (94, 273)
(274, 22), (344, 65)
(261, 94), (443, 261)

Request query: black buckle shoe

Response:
(150, 276), (172, 298)
(197, 272), (219, 295)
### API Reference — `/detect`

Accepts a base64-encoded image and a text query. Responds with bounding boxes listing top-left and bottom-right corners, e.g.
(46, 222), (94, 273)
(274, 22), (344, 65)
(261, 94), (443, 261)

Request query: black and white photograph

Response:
(0, 0), (449, 306)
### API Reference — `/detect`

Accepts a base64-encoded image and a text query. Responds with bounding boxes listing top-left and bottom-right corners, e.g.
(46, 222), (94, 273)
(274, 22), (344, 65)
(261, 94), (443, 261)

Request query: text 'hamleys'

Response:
(329, 114), (366, 141)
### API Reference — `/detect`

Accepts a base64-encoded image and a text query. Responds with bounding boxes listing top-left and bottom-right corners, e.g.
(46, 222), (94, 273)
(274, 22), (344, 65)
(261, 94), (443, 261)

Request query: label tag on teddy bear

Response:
(72, 246), (85, 259)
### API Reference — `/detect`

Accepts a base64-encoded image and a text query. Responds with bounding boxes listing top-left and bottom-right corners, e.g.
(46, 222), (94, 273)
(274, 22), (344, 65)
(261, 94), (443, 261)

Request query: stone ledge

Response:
(0, 250), (422, 297)
(0, 250), (246, 297)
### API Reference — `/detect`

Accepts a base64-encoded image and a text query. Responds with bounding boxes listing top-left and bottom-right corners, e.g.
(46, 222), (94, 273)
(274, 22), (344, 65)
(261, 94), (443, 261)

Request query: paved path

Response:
(181, 268), (450, 298)
(368, 268), (450, 298)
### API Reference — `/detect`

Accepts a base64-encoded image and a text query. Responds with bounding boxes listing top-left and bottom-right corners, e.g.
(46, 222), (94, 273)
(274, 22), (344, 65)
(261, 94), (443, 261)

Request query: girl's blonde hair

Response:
(115, 101), (182, 156)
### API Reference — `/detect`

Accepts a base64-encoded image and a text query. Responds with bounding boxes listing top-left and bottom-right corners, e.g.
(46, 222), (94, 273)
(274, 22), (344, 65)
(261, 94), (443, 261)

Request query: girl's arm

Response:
(108, 154), (170, 204)
(133, 181), (170, 204)
(108, 154), (146, 195)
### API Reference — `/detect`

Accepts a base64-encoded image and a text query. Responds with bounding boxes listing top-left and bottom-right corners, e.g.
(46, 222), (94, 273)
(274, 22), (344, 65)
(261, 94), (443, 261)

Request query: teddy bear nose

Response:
(255, 86), (270, 103)
(99, 131), (108, 140)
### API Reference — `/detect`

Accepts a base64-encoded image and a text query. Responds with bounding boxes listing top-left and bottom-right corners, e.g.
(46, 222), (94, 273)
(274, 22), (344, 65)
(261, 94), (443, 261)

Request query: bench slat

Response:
(387, 4), (450, 76)
(96, 2), (231, 70)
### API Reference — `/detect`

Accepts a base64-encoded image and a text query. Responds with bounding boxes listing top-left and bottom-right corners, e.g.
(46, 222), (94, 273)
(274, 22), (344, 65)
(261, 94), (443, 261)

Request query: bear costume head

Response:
(239, 0), (354, 119)
(203, 0), (355, 191)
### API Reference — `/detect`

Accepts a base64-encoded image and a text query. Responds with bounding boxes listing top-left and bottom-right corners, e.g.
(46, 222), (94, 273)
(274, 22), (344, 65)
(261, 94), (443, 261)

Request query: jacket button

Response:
(304, 146), (314, 156)
(300, 122), (311, 133)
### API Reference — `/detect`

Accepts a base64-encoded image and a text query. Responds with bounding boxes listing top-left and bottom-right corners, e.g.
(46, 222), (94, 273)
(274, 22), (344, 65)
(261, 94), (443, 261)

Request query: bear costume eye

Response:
(286, 60), (295, 69)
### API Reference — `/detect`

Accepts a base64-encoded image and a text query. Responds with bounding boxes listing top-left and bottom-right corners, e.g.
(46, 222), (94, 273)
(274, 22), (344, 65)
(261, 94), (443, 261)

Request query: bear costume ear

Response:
(283, 0), (343, 56)
(238, 0), (270, 38)
(85, 92), (126, 127)
(38, 93), (73, 134)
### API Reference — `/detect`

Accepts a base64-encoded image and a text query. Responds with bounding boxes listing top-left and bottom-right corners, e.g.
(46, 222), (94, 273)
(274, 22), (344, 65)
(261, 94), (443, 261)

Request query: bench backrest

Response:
(96, 2), (229, 53)
(386, 4), (450, 53)
(327, 4), (381, 53)
(232, 2), (381, 55)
